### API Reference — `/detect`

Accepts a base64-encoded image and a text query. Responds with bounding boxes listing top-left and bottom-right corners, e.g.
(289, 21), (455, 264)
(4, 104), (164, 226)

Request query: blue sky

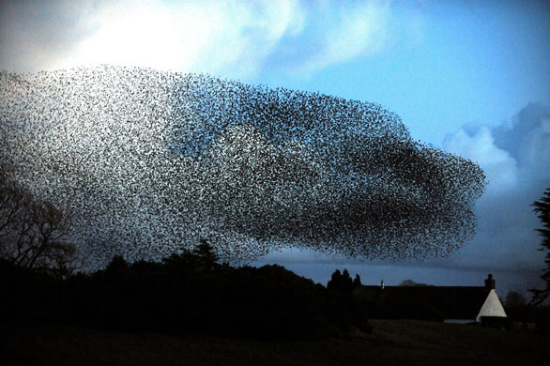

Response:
(1, 0), (549, 295)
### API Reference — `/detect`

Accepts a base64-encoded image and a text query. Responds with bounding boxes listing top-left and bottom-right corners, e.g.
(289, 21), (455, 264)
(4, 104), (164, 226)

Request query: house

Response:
(353, 274), (508, 325)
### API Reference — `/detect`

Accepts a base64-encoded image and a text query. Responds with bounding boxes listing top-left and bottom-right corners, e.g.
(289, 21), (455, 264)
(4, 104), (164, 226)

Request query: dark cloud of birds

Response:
(0, 65), (486, 266)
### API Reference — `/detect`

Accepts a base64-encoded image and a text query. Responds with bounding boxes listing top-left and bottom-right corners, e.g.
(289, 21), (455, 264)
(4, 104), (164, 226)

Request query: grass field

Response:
(2, 320), (549, 365)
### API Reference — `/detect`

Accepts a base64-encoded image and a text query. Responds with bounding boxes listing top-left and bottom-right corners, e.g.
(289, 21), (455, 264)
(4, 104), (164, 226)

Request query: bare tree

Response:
(0, 172), (77, 277)
(0, 171), (29, 239)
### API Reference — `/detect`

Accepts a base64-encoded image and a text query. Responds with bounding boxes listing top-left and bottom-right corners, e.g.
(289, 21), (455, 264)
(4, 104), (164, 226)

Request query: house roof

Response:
(353, 285), (495, 321)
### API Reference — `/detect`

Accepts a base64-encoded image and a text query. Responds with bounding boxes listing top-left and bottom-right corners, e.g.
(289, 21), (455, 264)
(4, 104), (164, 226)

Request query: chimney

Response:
(484, 274), (495, 290)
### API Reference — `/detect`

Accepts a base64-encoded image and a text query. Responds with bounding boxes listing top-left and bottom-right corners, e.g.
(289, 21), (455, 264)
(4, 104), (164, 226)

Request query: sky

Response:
(1, 0), (549, 296)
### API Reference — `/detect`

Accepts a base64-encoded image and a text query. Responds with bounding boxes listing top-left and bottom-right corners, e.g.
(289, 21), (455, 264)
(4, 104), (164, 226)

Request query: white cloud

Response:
(1, 0), (307, 78)
(441, 103), (550, 273)
(0, 0), (97, 71)
(1, 0), (425, 79)
(299, 1), (391, 74)
(65, 2), (200, 71)
(443, 126), (519, 194)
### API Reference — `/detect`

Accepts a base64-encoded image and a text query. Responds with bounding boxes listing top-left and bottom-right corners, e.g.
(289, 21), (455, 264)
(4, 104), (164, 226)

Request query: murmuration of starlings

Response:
(0, 65), (486, 267)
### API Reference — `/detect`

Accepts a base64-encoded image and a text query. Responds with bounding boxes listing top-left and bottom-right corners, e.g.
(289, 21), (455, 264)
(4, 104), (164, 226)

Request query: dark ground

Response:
(2, 320), (549, 366)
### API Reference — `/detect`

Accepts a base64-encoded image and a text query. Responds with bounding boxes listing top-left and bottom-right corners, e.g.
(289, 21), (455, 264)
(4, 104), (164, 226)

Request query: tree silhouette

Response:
(353, 274), (362, 287)
(0, 172), (76, 278)
(530, 188), (550, 305)
(105, 255), (129, 274)
(327, 269), (356, 293)
(505, 290), (527, 308)
(193, 238), (219, 269)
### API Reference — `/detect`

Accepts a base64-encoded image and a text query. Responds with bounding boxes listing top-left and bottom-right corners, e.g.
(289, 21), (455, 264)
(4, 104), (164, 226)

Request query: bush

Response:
(5, 245), (371, 340)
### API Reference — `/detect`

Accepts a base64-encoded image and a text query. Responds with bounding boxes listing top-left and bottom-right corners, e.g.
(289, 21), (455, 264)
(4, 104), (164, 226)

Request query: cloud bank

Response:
(443, 103), (550, 271)
(0, 0), (417, 78)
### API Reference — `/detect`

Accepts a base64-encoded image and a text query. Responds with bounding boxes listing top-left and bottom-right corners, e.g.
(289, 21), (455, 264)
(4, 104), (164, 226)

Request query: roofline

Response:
(358, 285), (490, 290)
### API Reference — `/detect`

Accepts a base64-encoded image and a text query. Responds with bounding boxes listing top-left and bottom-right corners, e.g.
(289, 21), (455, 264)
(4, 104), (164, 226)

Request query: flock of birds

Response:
(0, 65), (486, 267)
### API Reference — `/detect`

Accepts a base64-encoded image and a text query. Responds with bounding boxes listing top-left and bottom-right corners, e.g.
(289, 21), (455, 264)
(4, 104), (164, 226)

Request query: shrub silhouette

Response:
(5, 242), (372, 339)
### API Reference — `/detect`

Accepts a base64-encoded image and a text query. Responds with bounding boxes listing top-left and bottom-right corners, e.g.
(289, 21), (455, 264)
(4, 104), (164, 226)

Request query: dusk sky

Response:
(1, 0), (549, 295)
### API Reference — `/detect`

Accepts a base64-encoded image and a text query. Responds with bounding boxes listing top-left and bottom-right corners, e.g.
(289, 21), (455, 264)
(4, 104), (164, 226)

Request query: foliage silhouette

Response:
(325, 269), (370, 335)
(327, 268), (358, 294)
(3, 243), (371, 340)
(530, 188), (550, 306)
(0, 171), (77, 278)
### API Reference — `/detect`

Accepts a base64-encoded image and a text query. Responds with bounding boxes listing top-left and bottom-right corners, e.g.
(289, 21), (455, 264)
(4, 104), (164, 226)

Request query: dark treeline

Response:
(2, 241), (371, 340)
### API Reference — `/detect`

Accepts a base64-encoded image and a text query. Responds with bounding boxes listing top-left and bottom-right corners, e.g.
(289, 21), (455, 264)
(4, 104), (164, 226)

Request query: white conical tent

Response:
(475, 289), (507, 322)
